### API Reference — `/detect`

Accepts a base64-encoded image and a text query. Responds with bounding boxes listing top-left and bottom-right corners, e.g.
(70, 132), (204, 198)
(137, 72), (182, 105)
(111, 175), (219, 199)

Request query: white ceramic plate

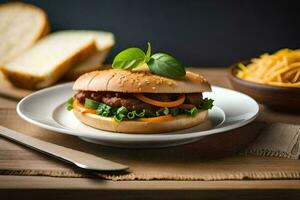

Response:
(17, 83), (259, 148)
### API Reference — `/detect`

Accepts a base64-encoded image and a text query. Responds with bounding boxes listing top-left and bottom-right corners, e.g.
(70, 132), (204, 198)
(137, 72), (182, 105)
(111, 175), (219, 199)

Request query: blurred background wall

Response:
(2, 0), (299, 66)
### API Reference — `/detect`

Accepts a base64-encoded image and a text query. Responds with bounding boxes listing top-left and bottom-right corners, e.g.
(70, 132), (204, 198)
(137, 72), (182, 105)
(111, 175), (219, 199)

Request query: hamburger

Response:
(67, 68), (213, 133)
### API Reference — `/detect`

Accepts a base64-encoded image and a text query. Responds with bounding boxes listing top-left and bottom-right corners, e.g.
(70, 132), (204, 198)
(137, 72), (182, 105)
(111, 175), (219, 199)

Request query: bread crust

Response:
(73, 109), (208, 134)
(73, 68), (211, 93)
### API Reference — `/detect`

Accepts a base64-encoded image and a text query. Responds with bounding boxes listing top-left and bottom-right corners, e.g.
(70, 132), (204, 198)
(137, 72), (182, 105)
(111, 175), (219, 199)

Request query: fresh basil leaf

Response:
(147, 53), (186, 78)
(112, 47), (146, 69)
(199, 98), (214, 110)
(84, 98), (100, 110)
(66, 97), (74, 111)
(145, 42), (151, 62)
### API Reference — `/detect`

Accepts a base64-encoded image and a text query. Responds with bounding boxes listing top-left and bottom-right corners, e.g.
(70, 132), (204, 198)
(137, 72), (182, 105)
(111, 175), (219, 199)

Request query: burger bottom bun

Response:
(73, 109), (208, 134)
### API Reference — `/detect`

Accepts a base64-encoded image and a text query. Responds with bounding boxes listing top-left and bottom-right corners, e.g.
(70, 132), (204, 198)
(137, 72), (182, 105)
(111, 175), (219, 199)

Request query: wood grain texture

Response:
(0, 177), (300, 200)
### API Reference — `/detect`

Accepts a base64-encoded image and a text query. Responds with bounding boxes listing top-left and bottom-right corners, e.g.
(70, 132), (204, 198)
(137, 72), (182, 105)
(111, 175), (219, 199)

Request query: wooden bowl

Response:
(228, 62), (300, 111)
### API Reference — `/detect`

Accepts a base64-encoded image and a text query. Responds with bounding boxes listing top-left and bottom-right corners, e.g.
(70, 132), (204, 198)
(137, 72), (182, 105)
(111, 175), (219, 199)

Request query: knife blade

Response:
(0, 125), (128, 171)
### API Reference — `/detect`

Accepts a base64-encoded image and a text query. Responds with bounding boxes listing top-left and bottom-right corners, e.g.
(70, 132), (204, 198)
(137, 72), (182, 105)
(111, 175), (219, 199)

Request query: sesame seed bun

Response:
(73, 68), (211, 93)
(73, 108), (208, 133)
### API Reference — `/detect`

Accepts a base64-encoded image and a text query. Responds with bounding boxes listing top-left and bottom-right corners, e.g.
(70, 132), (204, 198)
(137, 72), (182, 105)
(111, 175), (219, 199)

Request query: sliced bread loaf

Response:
(0, 2), (49, 64)
(65, 48), (111, 80)
(65, 31), (115, 79)
(1, 31), (97, 89)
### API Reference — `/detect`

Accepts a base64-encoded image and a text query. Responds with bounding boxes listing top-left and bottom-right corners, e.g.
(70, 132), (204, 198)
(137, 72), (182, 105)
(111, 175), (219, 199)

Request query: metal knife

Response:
(0, 125), (129, 171)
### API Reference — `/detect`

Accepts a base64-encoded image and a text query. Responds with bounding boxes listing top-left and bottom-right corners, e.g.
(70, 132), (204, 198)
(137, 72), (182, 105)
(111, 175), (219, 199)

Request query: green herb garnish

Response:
(155, 107), (170, 116)
(199, 98), (214, 110)
(127, 111), (136, 119)
(116, 106), (128, 115)
(96, 103), (112, 117)
(112, 42), (186, 79)
(125, 110), (146, 120)
(144, 110), (156, 117)
(113, 114), (125, 123)
(67, 96), (214, 122)
(113, 106), (128, 122)
(163, 107), (169, 115)
(66, 97), (74, 111)
(84, 98), (100, 110)
(147, 53), (186, 79)
(188, 107), (198, 117)
(170, 107), (180, 116)
(135, 109), (146, 117)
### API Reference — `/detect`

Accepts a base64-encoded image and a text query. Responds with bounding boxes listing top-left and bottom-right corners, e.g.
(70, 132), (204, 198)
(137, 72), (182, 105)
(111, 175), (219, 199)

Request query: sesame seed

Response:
(152, 87), (156, 90)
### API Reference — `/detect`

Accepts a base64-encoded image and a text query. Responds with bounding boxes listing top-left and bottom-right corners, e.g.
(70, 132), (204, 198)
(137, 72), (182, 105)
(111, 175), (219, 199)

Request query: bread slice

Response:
(65, 31), (115, 80)
(1, 31), (97, 89)
(64, 48), (111, 80)
(0, 2), (49, 64)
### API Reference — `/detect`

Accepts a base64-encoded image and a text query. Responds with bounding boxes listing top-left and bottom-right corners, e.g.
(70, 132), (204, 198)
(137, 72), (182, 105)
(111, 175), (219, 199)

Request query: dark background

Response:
(2, 0), (300, 67)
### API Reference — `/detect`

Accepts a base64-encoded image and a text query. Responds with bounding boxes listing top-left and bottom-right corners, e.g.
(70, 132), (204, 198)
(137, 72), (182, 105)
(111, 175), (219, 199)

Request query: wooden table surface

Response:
(0, 68), (300, 200)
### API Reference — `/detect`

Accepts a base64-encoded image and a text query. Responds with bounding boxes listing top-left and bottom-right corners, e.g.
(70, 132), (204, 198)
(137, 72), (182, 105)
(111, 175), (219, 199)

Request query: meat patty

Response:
(185, 93), (203, 105)
(101, 93), (157, 111)
(75, 91), (109, 104)
(75, 91), (203, 111)
(74, 91), (92, 104)
(75, 91), (157, 111)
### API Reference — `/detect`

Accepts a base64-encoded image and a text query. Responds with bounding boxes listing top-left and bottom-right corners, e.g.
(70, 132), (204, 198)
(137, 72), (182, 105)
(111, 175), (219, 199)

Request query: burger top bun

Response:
(73, 68), (211, 93)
